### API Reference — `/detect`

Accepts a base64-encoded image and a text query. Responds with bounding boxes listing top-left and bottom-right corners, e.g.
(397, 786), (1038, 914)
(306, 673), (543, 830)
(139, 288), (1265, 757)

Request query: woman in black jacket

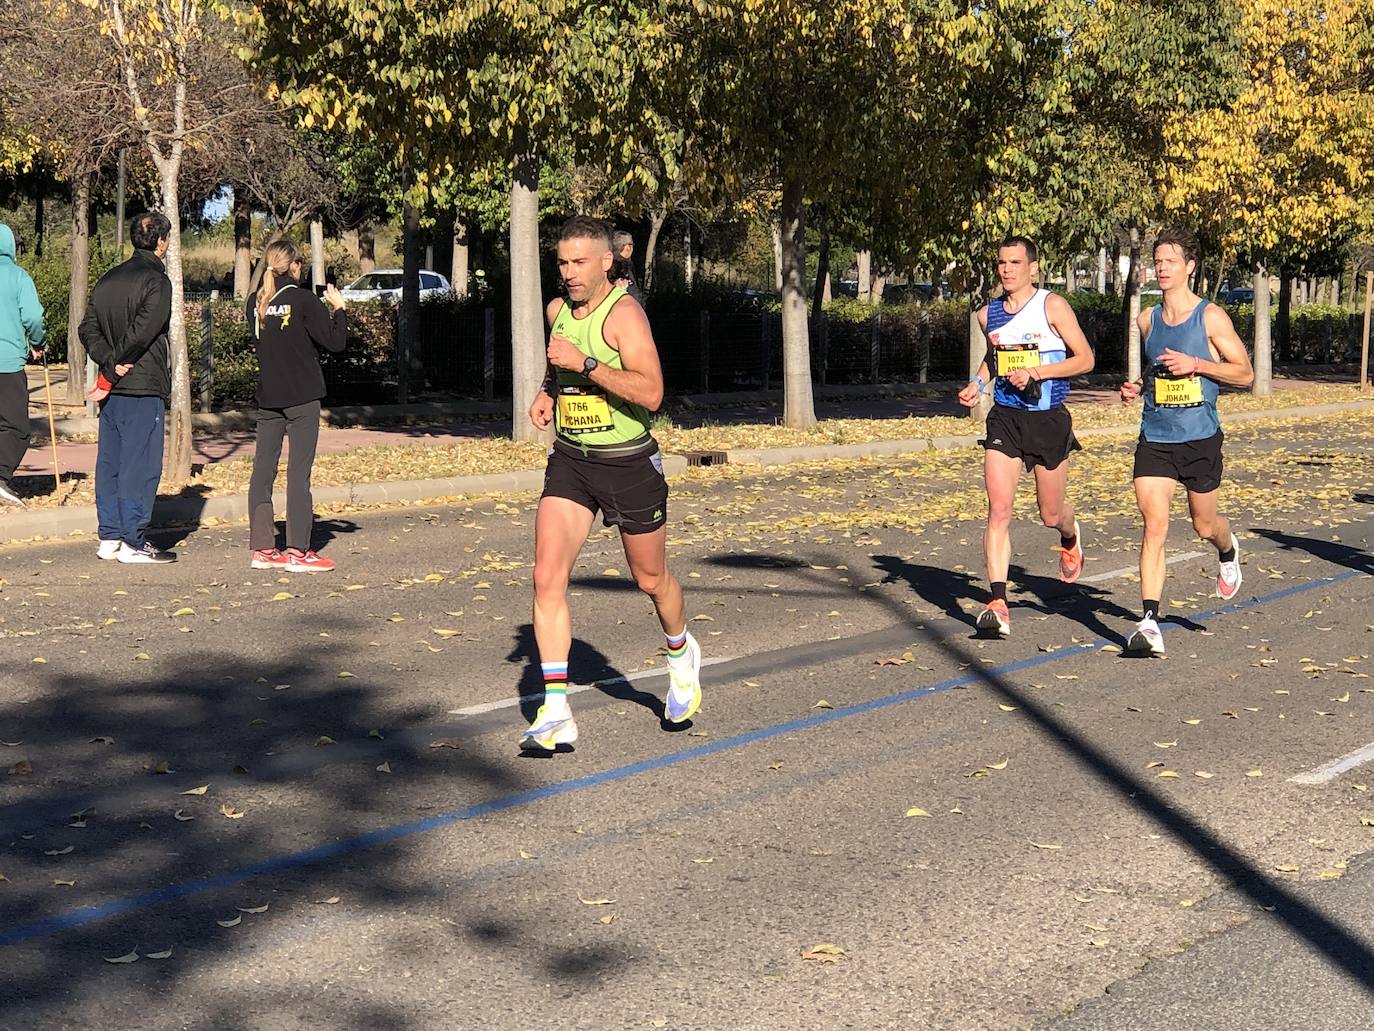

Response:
(245, 240), (347, 572)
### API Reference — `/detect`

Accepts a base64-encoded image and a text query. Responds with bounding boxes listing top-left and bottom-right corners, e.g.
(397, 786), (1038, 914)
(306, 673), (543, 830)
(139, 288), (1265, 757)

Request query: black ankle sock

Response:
(991, 581), (1007, 602)
(1142, 599), (1160, 621)
(1219, 544), (1236, 563)
(1060, 534), (1077, 551)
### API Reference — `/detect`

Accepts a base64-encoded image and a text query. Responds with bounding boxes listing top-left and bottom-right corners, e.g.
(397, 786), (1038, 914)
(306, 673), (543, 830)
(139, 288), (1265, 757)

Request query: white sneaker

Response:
(1217, 534), (1242, 601)
(0, 480), (23, 507)
(1126, 617), (1165, 656)
(97, 540), (122, 560)
(116, 541), (175, 564)
(519, 703), (578, 751)
(664, 632), (702, 724)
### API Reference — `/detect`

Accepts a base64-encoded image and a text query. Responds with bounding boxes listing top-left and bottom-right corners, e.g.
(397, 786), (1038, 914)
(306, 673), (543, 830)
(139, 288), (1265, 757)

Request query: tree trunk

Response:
(772, 221), (783, 293)
(1096, 246), (1107, 292)
(1123, 227), (1142, 381)
(33, 187), (44, 259)
(398, 202), (421, 403)
(811, 226), (831, 323)
(778, 177), (816, 429)
(1252, 264), (1272, 395)
(309, 219), (326, 290)
(65, 173), (92, 403)
(451, 213), (470, 297)
(160, 165), (192, 484)
(1276, 269), (1292, 362)
(870, 270), (886, 305)
(509, 154), (545, 442)
(424, 242), (434, 272)
(232, 193), (252, 298)
(644, 207), (666, 293)
(857, 250), (871, 303)
(1065, 262), (1076, 293)
(358, 224), (376, 275)
(683, 220), (695, 291)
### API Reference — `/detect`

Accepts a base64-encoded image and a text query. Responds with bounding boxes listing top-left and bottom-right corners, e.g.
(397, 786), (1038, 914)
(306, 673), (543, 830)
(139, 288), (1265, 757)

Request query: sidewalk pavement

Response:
(14, 367), (1351, 481)
(1, 389), (1370, 546)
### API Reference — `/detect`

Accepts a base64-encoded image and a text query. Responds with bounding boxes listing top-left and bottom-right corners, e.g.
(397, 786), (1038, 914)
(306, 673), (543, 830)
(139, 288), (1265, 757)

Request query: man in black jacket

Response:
(79, 212), (175, 564)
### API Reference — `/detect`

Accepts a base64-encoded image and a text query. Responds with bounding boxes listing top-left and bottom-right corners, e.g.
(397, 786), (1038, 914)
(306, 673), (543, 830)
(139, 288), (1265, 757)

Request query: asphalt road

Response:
(1, 411), (1373, 1030)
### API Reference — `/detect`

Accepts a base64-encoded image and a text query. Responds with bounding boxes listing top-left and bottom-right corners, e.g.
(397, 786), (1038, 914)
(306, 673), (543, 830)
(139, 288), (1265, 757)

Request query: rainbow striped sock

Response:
(665, 629), (688, 664)
(541, 661), (569, 702)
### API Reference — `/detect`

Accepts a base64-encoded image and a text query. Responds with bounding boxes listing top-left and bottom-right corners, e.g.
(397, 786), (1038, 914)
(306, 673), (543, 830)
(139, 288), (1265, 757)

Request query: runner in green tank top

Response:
(519, 217), (703, 752)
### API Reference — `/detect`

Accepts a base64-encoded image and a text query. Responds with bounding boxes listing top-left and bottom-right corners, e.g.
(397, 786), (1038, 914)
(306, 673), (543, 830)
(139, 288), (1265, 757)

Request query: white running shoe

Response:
(1126, 617), (1165, 657)
(1217, 534), (1242, 601)
(0, 480), (24, 507)
(97, 539), (122, 560)
(664, 632), (702, 724)
(519, 704), (578, 751)
(116, 541), (175, 564)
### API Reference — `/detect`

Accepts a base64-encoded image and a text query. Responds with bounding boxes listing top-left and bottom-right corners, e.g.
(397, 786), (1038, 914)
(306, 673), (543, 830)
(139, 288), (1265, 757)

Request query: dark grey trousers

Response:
(0, 371), (30, 482)
(248, 399), (321, 552)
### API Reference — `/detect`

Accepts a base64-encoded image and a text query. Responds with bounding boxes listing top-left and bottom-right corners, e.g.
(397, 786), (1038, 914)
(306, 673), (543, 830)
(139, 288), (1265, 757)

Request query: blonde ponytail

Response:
(256, 240), (300, 324)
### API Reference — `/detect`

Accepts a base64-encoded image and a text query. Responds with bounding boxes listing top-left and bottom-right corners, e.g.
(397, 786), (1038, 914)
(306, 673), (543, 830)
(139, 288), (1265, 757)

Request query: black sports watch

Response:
(581, 356), (599, 376)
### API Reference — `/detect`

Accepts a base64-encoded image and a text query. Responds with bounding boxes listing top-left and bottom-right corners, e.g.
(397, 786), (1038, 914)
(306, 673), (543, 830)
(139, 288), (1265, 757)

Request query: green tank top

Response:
(551, 286), (651, 448)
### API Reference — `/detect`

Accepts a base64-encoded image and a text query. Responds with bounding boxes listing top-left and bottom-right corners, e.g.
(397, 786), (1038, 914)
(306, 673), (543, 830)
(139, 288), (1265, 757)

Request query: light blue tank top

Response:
(1141, 301), (1220, 444)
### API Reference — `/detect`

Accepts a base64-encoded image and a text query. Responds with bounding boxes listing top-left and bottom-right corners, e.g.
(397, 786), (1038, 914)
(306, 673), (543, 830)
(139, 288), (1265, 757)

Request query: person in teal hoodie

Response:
(0, 223), (45, 506)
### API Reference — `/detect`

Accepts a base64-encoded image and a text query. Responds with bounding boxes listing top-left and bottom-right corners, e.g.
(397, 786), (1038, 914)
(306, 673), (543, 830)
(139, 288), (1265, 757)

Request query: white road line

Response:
(446, 657), (736, 717)
(1081, 551), (1207, 584)
(1288, 741), (1374, 785)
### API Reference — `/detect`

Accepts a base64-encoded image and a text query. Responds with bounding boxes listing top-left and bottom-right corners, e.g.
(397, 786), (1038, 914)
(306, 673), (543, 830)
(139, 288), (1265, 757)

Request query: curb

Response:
(0, 455), (691, 543)
(3, 400), (1366, 544)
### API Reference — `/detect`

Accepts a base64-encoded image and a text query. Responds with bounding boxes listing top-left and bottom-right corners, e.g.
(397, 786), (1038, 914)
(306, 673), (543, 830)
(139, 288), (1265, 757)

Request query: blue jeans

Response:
(95, 394), (165, 548)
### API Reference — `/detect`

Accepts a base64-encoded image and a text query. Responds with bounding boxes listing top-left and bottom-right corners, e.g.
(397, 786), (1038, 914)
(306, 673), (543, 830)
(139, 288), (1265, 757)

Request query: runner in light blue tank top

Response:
(1120, 227), (1254, 658)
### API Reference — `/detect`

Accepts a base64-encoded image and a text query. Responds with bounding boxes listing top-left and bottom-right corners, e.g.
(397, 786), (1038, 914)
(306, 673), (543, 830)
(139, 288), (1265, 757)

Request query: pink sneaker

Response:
(285, 549), (335, 573)
(251, 548), (290, 570)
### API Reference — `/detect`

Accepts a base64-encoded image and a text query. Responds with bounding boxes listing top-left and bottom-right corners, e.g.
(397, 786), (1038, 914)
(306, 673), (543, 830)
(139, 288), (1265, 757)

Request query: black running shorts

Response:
(542, 438), (669, 535)
(1132, 430), (1224, 494)
(979, 404), (1081, 472)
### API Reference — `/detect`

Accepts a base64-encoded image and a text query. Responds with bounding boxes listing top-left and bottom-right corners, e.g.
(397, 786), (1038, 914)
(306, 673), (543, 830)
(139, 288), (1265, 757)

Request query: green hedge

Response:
(18, 253), (119, 360)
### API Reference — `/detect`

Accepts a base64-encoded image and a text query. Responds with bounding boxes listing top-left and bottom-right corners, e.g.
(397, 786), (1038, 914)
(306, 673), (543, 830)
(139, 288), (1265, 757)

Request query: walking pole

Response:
(40, 351), (62, 501)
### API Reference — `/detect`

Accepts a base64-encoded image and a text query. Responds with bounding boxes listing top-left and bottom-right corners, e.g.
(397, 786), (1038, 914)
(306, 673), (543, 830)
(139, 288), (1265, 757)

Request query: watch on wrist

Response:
(582, 356), (599, 376)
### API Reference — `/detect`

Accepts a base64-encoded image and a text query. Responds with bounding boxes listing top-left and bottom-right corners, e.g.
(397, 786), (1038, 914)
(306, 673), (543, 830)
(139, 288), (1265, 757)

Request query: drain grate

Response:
(684, 450), (729, 468)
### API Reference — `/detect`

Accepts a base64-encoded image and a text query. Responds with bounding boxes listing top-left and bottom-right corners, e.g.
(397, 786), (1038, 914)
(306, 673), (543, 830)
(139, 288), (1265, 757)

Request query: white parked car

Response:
(340, 269), (451, 303)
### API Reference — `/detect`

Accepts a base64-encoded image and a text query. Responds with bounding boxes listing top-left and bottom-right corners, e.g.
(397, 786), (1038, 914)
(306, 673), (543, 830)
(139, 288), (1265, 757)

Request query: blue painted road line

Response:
(0, 568), (1363, 948)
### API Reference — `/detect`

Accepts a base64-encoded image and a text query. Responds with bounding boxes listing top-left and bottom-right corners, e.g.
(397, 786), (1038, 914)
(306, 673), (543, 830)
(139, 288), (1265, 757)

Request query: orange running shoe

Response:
(1059, 520), (1084, 583)
(976, 598), (1011, 638)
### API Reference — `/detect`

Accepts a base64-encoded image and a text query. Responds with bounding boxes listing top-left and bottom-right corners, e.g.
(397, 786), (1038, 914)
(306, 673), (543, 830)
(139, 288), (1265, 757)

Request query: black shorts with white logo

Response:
(979, 404), (1081, 472)
(1132, 430), (1224, 494)
(542, 436), (669, 535)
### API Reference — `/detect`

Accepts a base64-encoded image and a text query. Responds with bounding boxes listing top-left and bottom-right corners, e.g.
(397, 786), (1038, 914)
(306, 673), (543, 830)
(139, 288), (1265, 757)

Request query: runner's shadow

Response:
(871, 556), (1136, 645)
(1249, 527), (1374, 575)
(1007, 565), (1142, 647)
(505, 624), (661, 725)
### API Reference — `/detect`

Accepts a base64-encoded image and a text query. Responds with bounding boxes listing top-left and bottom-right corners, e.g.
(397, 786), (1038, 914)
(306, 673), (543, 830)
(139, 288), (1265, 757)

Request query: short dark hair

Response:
(559, 216), (612, 251)
(998, 236), (1038, 263)
(1153, 225), (1201, 267)
(131, 211), (171, 251)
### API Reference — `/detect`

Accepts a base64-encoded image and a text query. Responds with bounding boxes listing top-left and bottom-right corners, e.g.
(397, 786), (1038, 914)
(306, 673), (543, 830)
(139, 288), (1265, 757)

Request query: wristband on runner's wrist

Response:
(973, 376), (986, 393)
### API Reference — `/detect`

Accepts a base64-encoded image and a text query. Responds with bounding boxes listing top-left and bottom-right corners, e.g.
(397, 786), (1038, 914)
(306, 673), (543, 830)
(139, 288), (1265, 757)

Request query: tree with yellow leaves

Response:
(1162, 0), (1374, 394)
